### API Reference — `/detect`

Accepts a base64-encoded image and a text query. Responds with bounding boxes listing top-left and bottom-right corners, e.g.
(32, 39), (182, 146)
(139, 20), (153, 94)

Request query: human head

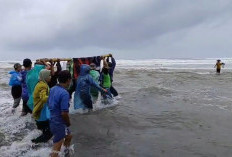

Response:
(102, 67), (109, 75)
(109, 53), (112, 57)
(217, 59), (221, 63)
(39, 69), (51, 83)
(14, 63), (22, 72)
(23, 58), (32, 68)
(90, 63), (96, 70)
(58, 70), (72, 88)
(80, 64), (90, 76)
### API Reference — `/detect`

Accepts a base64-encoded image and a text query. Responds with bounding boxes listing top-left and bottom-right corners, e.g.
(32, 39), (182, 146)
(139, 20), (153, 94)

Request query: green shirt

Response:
(103, 74), (111, 88)
(90, 70), (100, 96)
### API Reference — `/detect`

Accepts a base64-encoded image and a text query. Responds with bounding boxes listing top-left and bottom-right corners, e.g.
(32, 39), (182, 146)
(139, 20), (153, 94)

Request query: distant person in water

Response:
(214, 60), (225, 74)
(8, 63), (22, 114)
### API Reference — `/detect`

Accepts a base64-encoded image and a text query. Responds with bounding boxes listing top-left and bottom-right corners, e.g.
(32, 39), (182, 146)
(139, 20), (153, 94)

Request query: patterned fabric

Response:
(72, 56), (102, 79)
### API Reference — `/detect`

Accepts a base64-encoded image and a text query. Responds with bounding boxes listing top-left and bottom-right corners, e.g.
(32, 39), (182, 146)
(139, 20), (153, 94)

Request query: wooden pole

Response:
(36, 58), (72, 62)
(36, 54), (111, 62)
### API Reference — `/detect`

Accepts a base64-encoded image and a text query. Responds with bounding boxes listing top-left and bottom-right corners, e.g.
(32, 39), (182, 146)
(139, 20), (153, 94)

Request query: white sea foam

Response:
(69, 95), (119, 114)
(0, 87), (118, 157)
(1, 58), (232, 70)
(116, 58), (232, 70)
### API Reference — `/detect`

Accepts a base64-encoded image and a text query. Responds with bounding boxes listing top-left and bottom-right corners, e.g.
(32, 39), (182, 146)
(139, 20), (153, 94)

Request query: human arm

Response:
(32, 84), (49, 119)
(100, 58), (104, 72)
(99, 73), (103, 87)
(56, 59), (62, 72)
(49, 60), (55, 76)
(17, 73), (22, 82)
(111, 57), (116, 69)
(39, 86), (49, 103)
(100, 56), (109, 72)
(61, 112), (71, 127)
(89, 75), (107, 93)
(222, 63), (225, 68)
(60, 92), (71, 126)
(103, 58), (109, 68)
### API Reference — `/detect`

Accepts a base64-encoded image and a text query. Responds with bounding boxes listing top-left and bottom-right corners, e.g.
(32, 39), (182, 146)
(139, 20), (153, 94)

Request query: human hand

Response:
(49, 59), (54, 66)
(102, 88), (107, 93)
(41, 60), (46, 65)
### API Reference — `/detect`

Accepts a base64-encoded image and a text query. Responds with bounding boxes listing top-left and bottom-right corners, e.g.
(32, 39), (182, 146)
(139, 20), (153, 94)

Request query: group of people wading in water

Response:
(8, 54), (117, 157)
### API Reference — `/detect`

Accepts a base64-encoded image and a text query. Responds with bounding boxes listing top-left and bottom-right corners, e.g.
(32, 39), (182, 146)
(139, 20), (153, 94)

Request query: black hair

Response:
(102, 67), (109, 75)
(58, 70), (71, 83)
(14, 63), (21, 70)
(23, 58), (32, 67)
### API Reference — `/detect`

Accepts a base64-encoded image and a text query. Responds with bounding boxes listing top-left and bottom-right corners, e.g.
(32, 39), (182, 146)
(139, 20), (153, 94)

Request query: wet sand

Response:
(70, 69), (232, 157)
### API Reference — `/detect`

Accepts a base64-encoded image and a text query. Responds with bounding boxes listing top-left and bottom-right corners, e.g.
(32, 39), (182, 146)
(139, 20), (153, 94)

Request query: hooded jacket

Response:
(32, 69), (50, 120)
(26, 64), (45, 110)
(9, 71), (22, 86)
(74, 64), (103, 109)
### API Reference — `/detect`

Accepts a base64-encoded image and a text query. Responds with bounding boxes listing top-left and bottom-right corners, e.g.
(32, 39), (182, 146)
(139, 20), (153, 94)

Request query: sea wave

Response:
(1, 58), (232, 70)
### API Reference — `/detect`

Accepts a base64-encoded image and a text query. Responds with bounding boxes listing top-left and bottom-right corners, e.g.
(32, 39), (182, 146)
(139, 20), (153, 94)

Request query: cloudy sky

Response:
(1, 0), (232, 60)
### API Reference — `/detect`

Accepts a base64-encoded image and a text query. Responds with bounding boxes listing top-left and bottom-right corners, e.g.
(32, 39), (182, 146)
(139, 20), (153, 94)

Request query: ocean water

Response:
(1, 59), (232, 157)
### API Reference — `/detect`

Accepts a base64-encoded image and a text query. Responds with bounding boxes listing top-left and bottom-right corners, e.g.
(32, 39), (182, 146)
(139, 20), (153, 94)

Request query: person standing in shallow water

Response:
(104, 54), (118, 97)
(21, 58), (32, 116)
(8, 63), (22, 114)
(100, 66), (113, 104)
(32, 69), (53, 143)
(74, 64), (108, 111)
(214, 59), (225, 74)
(48, 70), (72, 157)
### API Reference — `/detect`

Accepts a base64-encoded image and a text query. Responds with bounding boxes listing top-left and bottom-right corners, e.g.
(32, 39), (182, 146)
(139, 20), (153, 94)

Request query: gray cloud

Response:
(0, 0), (232, 60)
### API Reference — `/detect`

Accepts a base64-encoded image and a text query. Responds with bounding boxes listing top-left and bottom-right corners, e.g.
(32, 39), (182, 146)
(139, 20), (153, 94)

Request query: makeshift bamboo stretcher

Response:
(36, 58), (72, 62)
(36, 54), (111, 62)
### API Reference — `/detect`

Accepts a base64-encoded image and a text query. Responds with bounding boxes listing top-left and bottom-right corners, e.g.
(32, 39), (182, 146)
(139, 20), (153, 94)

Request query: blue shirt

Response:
(21, 70), (29, 100)
(48, 85), (70, 124)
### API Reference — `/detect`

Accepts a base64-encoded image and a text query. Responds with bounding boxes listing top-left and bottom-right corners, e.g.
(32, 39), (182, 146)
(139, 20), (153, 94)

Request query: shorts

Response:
(50, 122), (71, 143)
